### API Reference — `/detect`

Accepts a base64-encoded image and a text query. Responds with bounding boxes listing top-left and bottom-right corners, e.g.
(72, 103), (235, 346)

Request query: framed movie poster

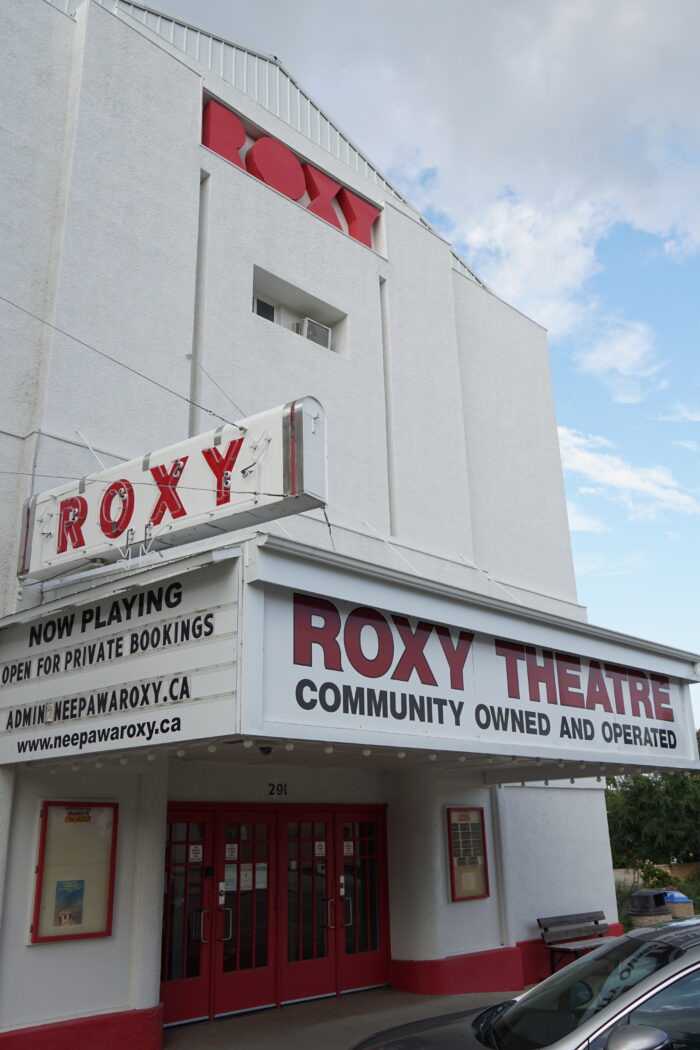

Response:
(446, 807), (489, 901)
(31, 801), (118, 942)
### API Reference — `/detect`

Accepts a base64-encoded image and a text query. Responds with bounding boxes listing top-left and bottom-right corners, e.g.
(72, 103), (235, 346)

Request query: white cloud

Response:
(566, 500), (608, 533)
(660, 404), (700, 423)
(573, 552), (645, 578)
(558, 427), (700, 516)
(461, 197), (611, 338)
(575, 320), (667, 403)
(673, 439), (700, 452)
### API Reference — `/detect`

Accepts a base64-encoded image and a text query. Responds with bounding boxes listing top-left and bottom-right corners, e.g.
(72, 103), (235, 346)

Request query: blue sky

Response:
(160, 0), (700, 706)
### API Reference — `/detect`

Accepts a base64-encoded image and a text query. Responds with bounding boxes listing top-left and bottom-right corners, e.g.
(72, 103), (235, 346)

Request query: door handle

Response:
(218, 907), (233, 942)
(327, 897), (336, 929)
(343, 897), (353, 928)
(199, 908), (211, 944)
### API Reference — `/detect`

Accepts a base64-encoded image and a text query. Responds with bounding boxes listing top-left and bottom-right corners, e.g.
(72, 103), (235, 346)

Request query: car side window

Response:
(627, 967), (700, 1050)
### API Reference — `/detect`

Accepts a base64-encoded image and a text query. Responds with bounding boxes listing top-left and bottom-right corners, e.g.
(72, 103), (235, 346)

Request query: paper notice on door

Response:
(314, 841), (326, 857)
(240, 863), (253, 891)
(225, 843), (238, 861)
(224, 864), (237, 892)
(189, 844), (203, 862)
(255, 863), (268, 889)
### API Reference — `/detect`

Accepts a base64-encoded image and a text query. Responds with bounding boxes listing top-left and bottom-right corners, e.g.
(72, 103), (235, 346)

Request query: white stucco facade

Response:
(1, 2), (698, 1045)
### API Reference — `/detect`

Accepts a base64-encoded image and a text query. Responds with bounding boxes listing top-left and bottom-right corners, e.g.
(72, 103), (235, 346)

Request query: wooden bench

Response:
(538, 911), (610, 974)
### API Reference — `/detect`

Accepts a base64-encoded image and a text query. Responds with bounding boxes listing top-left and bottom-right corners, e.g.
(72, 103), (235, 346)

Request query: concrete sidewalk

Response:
(162, 987), (518, 1050)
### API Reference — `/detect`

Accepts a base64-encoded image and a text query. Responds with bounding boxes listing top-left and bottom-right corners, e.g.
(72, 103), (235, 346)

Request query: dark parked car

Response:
(350, 919), (700, 1050)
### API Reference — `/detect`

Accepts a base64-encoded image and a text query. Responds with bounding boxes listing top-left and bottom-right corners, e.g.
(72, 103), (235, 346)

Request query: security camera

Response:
(258, 745), (273, 756)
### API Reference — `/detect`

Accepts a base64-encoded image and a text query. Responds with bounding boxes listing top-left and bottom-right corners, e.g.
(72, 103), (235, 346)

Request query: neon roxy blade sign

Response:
(19, 397), (325, 581)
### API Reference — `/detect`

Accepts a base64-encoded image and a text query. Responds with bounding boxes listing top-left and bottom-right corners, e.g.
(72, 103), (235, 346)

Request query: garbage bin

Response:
(629, 889), (671, 928)
(663, 890), (694, 919)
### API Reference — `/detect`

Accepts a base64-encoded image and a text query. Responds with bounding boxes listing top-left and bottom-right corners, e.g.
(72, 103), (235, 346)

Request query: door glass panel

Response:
(287, 820), (328, 963)
(186, 868), (203, 977)
(221, 820), (270, 974)
(163, 865), (186, 980)
(344, 820), (380, 955)
(162, 821), (206, 984)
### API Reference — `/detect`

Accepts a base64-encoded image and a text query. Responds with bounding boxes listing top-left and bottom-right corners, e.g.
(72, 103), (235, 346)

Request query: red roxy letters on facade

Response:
(201, 99), (381, 248)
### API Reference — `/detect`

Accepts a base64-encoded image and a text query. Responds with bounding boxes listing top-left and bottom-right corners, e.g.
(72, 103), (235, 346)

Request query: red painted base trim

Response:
(391, 925), (625, 997)
(391, 946), (524, 994)
(0, 1004), (163, 1050)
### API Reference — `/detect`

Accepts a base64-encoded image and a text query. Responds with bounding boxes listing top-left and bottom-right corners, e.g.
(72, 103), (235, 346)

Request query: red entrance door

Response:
(160, 811), (215, 1026)
(161, 805), (388, 1025)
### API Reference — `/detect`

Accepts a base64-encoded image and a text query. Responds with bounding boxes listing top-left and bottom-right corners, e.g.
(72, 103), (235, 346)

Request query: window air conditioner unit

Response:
(294, 317), (332, 350)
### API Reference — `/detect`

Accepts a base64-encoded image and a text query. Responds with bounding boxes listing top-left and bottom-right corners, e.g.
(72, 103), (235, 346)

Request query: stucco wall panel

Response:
(40, 2), (202, 462)
(496, 783), (617, 944)
(381, 207), (474, 556)
(0, 763), (167, 1033)
(454, 275), (578, 603)
(387, 772), (501, 960)
(197, 154), (392, 534)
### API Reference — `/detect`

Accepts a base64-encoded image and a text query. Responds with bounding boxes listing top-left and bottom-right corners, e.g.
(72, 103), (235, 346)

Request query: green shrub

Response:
(615, 880), (634, 932)
(639, 860), (670, 888)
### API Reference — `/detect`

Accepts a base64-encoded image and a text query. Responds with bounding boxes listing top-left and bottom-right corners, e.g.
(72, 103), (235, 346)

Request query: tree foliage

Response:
(606, 734), (700, 867)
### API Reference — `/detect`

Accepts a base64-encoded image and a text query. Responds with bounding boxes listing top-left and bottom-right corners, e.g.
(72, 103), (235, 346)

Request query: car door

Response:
(626, 964), (700, 1050)
(586, 964), (700, 1050)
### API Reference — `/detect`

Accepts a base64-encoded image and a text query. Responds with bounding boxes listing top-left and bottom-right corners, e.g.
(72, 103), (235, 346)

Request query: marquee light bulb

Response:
(324, 745), (334, 755)
(362, 748), (371, 757)
(284, 743), (294, 752)
(207, 744), (217, 754)
(397, 751), (406, 759)
(176, 749), (186, 758)
(243, 739), (253, 749)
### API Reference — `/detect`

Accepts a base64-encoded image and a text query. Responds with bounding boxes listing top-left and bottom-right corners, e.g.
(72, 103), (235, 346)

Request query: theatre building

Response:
(2, 1), (699, 1046)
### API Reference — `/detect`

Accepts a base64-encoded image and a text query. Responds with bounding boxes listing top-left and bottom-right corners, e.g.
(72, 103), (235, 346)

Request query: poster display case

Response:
(446, 807), (489, 902)
(31, 801), (118, 942)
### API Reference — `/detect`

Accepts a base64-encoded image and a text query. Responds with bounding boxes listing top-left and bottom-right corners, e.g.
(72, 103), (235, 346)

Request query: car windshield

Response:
(479, 935), (684, 1050)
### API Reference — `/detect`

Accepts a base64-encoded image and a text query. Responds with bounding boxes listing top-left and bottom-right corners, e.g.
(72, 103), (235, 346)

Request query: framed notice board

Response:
(446, 807), (489, 901)
(31, 801), (118, 942)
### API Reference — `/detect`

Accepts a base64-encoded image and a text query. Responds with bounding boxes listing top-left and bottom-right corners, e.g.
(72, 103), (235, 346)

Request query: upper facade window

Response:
(252, 267), (346, 353)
